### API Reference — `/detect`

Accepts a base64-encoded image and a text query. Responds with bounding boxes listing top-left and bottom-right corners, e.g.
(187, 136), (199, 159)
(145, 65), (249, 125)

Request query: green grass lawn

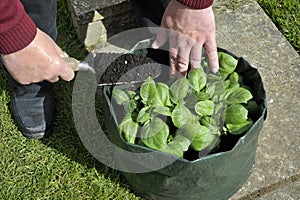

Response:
(256, 0), (300, 53)
(0, 0), (298, 199)
(0, 0), (139, 199)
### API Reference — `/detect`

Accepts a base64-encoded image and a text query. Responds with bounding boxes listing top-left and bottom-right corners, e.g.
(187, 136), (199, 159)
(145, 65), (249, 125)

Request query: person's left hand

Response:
(152, 0), (219, 77)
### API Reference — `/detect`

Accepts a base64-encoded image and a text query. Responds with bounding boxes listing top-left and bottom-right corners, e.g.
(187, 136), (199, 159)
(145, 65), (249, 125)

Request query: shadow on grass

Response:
(40, 79), (135, 192)
(0, 62), (137, 197)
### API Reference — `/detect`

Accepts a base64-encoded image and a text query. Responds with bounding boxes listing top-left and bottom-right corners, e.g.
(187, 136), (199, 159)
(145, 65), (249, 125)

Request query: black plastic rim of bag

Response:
(102, 47), (267, 200)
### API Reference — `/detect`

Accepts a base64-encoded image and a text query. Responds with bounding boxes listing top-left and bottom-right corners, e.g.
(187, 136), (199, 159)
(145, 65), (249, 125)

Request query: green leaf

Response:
(140, 76), (156, 104)
(160, 142), (183, 157)
(172, 105), (198, 128)
(140, 77), (172, 106)
(184, 90), (198, 109)
(119, 114), (138, 144)
(200, 116), (213, 127)
(229, 72), (239, 84)
(206, 82), (215, 98)
(137, 107), (150, 123)
(155, 82), (172, 106)
(178, 124), (215, 151)
(151, 105), (172, 117)
(225, 87), (253, 104)
(127, 99), (137, 113)
(196, 91), (210, 102)
(195, 100), (215, 116)
(191, 132), (215, 151)
(170, 78), (190, 104)
(223, 80), (231, 90)
(127, 90), (137, 98)
(229, 82), (240, 90)
(141, 118), (169, 150)
(188, 68), (207, 92)
(160, 135), (192, 158)
(207, 73), (222, 83)
(214, 100), (226, 118)
(218, 52), (238, 80)
(211, 81), (225, 102)
(225, 104), (249, 124)
(173, 135), (191, 152)
(112, 87), (129, 105)
(226, 119), (253, 135)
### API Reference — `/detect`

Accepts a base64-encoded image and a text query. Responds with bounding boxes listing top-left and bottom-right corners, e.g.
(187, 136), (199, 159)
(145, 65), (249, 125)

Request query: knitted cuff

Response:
(176, 0), (214, 9)
(0, 3), (37, 54)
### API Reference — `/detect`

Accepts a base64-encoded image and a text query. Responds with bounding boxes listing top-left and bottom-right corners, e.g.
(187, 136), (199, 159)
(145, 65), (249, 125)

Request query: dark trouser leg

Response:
(130, 0), (171, 71)
(20, 0), (57, 40)
(130, 0), (171, 27)
(1, 0), (58, 139)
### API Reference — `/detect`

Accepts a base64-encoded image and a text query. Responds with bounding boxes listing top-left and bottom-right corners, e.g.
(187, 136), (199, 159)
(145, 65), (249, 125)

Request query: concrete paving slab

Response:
(212, 0), (300, 199)
(255, 175), (300, 200)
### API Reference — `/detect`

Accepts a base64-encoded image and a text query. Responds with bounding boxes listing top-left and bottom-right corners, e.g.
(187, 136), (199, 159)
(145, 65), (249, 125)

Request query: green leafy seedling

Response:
(112, 52), (257, 159)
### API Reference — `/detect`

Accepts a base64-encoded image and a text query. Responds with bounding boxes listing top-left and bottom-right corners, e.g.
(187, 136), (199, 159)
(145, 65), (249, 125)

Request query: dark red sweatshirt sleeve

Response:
(0, 0), (37, 55)
(176, 0), (214, 9)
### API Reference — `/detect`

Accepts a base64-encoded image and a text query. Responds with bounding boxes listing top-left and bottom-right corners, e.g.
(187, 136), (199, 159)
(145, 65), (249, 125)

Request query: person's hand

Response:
(152, 0), (219, 77)
(1, 28), (74, 84)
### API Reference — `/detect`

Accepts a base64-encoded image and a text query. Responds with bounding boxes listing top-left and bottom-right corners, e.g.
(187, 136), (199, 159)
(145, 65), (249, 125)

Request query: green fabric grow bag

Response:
(102, 47), (267, 200)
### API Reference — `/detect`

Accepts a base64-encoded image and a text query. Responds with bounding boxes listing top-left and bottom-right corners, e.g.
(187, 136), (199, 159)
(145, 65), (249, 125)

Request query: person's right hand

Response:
(1, 28), (74, 85)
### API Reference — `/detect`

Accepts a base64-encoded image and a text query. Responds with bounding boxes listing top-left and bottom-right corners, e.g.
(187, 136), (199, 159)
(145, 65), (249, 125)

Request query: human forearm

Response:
(1, 0), (74, 84)
(0, 0), (37, 54)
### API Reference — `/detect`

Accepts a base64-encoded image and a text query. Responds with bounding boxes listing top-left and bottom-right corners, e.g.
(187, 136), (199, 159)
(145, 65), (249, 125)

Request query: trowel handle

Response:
(63, 57), (95, 73)
(63, 57), (81, 71)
